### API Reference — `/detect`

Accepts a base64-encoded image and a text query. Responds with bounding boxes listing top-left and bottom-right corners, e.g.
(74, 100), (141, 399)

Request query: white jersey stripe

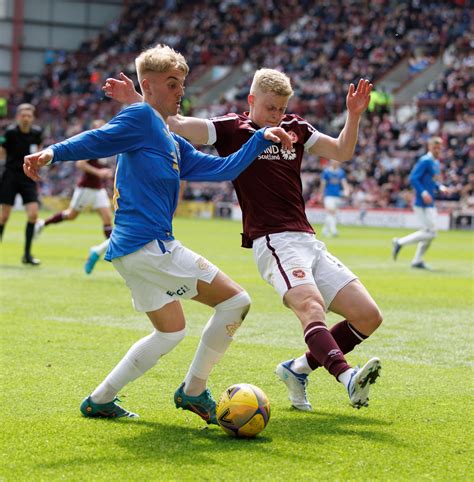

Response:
(305, 130), (321, 151)
(205, 119), (217, 145)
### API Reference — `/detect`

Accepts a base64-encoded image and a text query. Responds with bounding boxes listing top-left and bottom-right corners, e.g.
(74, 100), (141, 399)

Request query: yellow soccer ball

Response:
(216, 383), (270, 438)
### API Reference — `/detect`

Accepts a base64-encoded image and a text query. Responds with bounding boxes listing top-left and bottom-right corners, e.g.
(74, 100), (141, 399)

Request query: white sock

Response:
(322, 217), (330, 236)
(291, 354), (312, 375)
(183, 291), (251, 396)
(398, 230), (434, 246)
(328, 213), (337, 235)
(90, 328), (185, 403)
(338, 368), (354, 389)
(92, 238), (110, 256)
(413, 240), (432, 264)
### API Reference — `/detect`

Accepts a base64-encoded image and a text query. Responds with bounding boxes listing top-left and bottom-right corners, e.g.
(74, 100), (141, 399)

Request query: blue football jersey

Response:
(50, 102), (272, 260)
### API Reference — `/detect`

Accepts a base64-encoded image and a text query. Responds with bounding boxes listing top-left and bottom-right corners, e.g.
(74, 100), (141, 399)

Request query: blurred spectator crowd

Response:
(2, 0), (472, 211)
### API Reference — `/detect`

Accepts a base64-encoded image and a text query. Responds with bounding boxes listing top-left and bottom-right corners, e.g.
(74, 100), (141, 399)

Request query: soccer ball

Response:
(216, 383), (270, 438)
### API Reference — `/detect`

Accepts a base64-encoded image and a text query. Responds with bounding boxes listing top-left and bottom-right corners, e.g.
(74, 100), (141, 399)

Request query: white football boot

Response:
(275, 359), (313, 411)
(347, 357), (381, 409)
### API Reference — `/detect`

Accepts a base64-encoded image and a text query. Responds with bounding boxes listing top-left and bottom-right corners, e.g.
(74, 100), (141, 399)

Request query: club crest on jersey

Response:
(281, 147), (297, 160)
(292, 269), (306, 279)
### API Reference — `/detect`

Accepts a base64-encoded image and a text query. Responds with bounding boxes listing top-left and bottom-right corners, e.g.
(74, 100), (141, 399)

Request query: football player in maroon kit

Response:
(34, 120), (114, 273)
(103, 68), (383, 411)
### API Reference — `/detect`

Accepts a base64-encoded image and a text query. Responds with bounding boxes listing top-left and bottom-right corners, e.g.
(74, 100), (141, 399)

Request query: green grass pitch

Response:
(1, 211), (473, 480)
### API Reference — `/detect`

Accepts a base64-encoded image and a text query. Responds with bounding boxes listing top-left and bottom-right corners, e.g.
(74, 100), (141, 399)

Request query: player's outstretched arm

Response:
(179, 127), (293, 182)
(24, 148), (54, 181)
(103, 72), (143, 104)
(25, 104), (148, 181)
(309, 79), (373, 162)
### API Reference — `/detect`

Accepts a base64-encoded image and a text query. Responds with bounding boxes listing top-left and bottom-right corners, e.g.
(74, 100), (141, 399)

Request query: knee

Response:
(366, 305), (383, 332)
(217, 290), (251, 319)
(292, 294), (326, 321)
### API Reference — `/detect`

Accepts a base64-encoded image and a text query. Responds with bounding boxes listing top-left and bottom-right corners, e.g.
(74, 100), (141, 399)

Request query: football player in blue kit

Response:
(320, 159), (350, 237)
(24, 44), (292, 423)
(392, 137), (446, 269)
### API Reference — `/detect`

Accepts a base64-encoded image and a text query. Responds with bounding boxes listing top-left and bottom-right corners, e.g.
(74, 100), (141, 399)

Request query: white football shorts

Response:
(414, 206), (437, 232)
(253, 232), (356, 310)
(70, 187), (110, 211)
(112, 239), (219, 312)
(324, 195), (342, 210)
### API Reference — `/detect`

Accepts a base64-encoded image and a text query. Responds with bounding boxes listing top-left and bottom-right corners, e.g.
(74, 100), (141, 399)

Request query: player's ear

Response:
(248, 94), (255, 107)
(141, 78), (151, 96)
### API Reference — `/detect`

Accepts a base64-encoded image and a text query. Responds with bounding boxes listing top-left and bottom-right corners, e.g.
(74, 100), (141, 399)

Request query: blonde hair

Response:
(428, 136), (443, 148)
(135, 44), (189, 82)
(250, 69), (293, 97)
(16, 103), (35, 115)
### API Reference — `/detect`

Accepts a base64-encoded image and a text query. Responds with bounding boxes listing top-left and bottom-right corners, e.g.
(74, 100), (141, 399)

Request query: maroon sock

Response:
(45, 212), (65, 225)
(304, 321), (351, 379)
(103, 224), (112, 239)
(305, 320), (368, 370)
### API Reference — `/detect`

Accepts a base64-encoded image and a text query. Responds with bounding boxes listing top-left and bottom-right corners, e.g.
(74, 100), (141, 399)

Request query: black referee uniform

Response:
(0, 123), (43, 263)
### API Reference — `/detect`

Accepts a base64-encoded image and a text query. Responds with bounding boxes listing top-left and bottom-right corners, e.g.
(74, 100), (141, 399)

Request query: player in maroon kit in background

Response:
(104, 68), (383, 411)
(35, 119), (114, 273)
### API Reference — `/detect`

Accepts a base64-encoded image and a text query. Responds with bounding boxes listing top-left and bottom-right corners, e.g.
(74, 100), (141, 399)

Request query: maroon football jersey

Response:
(77, 158), (109, 189)
(208, 113), (320, 247)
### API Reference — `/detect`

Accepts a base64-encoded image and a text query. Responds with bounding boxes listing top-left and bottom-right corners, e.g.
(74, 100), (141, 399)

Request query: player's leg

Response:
(35, 206), (80, 239)
(38, 187), (89, 238)
(22, 182), (41, 264)
(301, 279), (382, 369)
(393, 207), (435, 261)
(95, 191), (113, 239)
(323, 197), (338, 237)
(82, 244), (188, 418)
(182, 271), (249, 396)
(0, 170), (17, 240)
(284, 284), (379, 408)
(271, 235), (380, 408)
(83, 300), (186, 418)
(0, 204), (12, 241)
(411, 207), (437, 269)
(84, 202), (113, 274)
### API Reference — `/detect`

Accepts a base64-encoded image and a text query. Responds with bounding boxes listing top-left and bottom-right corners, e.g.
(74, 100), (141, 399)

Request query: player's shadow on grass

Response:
(270, 409), (402, 446)
(0, 264), (32, 270)
(36, 411), (400, 473)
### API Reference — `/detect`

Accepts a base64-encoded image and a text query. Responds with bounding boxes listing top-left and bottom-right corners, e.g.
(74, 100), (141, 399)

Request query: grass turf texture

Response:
(1, 212), (472, 481)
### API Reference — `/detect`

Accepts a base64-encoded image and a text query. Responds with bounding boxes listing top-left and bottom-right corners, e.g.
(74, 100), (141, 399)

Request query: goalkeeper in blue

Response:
(24, 44), (292, 423)
(392, 137), (446, 269)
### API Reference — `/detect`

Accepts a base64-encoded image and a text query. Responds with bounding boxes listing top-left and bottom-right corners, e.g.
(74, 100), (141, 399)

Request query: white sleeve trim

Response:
(206, 119), (217, 145)
(304, 130), (321, 152)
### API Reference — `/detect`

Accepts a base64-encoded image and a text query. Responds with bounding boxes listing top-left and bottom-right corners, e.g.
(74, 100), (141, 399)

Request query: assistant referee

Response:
(0, 103), (43, 265)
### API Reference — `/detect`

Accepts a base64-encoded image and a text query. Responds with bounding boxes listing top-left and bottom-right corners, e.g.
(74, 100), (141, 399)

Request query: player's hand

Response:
(102, 72), (143, 104)
(422, 191), (433, 204)
(346, 79), (373, 116)
(23, 148), (54, 181)
(99, 168), (114, 179)
(264, 127), (293, 150)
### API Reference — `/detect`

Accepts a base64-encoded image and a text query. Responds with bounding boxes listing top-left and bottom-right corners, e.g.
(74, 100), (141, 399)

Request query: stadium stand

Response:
(2, 0), (472, 217)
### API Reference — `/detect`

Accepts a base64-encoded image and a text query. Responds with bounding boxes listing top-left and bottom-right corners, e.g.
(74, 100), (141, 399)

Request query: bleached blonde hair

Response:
(135, 44), (189, 82)
(250, 68), (294, 97)
(428, 136), (443, 148)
